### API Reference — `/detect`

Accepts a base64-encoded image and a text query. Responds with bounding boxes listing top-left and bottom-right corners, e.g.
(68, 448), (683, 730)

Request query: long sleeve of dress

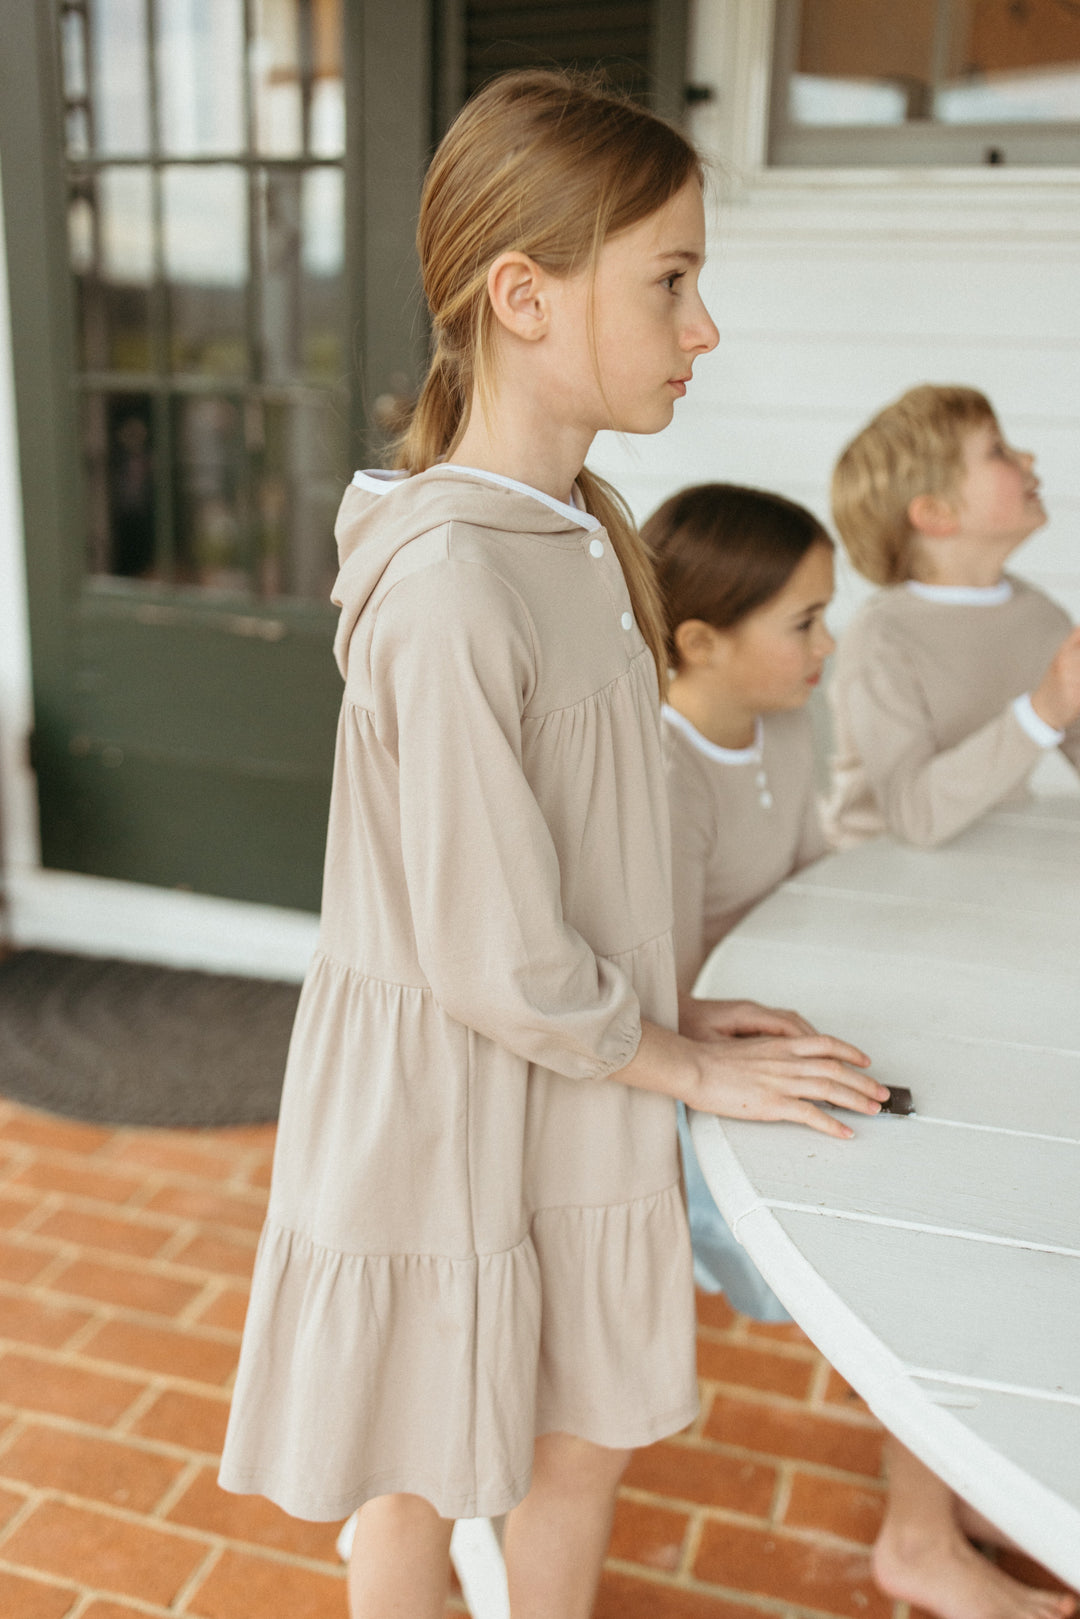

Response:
(846, 635), (1043, 848)
(369, 554), (643, 1080)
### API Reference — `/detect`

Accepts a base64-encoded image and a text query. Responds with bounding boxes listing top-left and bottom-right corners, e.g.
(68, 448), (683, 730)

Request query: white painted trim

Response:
(692, 1), (1080, 234)
(6, 868), (318, 981)
(0, 149), (42, 897)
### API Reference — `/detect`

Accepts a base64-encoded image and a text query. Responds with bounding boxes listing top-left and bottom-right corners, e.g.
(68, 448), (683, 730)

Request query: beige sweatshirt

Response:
(219, 465), (697, 1524)
(663, 705), (826, 995)
(825, 576), (1080, 849)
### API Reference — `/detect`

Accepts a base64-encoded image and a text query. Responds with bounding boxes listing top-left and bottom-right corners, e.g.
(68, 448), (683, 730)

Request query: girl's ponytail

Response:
(578, 468), (669, 698)
(395, 344), (466, 475)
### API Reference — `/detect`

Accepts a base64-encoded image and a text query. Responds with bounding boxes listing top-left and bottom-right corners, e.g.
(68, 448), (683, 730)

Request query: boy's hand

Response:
(1031, 626), (1080, 731)
(679, 995), (815, 1041)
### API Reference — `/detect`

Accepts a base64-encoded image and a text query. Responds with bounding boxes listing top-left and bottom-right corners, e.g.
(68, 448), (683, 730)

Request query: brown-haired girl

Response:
(646, 483), (835, 1319)
(218, 73), (885, 1619)
(649, 483), (1076, 1619)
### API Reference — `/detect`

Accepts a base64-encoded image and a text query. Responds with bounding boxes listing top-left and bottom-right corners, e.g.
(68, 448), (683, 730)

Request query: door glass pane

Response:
(163, 165), (248, 375)
(300, 168), (344, 378)
(62, 6), (91, 156)
(155, 0), (245, 155)
(937, 1), (1080, 124)
(787, 0), (1080, 127)
(173, 395), (249, 591)
(66, 0), (349, 602)
(89, 0), (153, 155)
(251, 0), (304, 156)
(257, 166), (344, 384)
(83, 392), (158, 579)
(72, 166), (155, 372)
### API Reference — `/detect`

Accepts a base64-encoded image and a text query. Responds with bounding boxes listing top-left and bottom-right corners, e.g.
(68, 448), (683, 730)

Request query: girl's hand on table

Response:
(687, 1032), (886, 1140)
(679, 995), (815, 1041)
(615, 1021), (886, 1140)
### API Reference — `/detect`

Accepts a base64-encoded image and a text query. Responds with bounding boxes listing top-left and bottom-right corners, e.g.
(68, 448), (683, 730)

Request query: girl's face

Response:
(699, 542), (837, 714)
(549, 179), (719, 436)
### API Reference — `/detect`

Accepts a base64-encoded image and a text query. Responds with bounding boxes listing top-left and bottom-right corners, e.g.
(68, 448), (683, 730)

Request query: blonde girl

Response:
(218, 73), (886, 1619)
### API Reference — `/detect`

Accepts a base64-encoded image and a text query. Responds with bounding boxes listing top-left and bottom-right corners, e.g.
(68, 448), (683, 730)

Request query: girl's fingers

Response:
(786, 1100), (855, 1140)
(785, 1062), (886, 1110)
(790, 1035), (874, 1070)
(747, 1006), (816, 1038)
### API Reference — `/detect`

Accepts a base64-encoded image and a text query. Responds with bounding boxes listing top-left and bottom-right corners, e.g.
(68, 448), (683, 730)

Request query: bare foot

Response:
(872, 1520), (1077, 1619)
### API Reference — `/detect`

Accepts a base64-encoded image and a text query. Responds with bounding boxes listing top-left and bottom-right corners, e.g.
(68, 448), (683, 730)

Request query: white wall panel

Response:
(592, 1), (1080, 642)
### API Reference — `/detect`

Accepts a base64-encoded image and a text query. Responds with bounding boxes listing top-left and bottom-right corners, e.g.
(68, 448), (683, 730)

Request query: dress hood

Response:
(331, 466), (598, 678)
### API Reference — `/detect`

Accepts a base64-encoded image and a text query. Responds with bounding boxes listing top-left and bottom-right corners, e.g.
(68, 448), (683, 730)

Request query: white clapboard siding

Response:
(587, 4), (1080, 635)
(690, 796), (1080, 1585)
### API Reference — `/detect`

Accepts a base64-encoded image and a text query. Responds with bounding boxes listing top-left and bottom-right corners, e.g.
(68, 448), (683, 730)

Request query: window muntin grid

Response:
(60, 0), (347, 601)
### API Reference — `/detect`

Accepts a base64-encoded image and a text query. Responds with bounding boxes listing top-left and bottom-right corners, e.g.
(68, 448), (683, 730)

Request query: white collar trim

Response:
(352, 464), (599, 530)
(905, 579), (1013, 606)
(440, 465), (599, 529)
(351, 468), (408, 492)
(662, 705), (763, 764)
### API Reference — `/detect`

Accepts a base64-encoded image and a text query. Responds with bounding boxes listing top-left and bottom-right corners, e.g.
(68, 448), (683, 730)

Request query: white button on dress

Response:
(621, 612), (634, 631)
(589, 539), (604, 559)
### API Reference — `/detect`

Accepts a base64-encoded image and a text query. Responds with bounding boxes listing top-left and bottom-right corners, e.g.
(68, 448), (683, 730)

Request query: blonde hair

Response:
(395, 68), (704, 688)
(831, 384), (996, 585)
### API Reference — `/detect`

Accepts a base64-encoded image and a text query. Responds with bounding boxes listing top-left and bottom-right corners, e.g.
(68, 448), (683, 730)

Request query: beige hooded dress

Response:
(217, 466), (698, 1522)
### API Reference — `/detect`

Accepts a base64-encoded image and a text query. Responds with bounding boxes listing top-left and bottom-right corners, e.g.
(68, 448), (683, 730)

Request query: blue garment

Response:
(677, 1103), (790, 1323)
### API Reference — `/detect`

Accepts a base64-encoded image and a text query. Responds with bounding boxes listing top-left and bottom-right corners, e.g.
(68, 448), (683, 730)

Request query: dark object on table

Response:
(881, 1085), (915, 1116)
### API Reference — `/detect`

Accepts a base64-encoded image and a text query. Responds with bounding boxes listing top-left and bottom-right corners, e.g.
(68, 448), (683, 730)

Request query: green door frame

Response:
(0, 0), (431, 910)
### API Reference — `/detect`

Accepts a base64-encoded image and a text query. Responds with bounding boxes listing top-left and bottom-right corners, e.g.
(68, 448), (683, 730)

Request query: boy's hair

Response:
(397, 68), (705, 690)
(831, 384), (996, 585)
(642, 484), (832, 669)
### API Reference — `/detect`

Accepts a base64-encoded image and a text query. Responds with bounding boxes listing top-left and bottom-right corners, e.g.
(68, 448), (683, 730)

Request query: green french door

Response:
(2, 0), (687, 913)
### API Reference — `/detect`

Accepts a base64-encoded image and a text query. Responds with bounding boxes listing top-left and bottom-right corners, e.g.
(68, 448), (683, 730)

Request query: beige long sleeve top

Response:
(219, 466), (697, 1523)
(825, 576), (1080, 849)
(663, 706), (826, 995)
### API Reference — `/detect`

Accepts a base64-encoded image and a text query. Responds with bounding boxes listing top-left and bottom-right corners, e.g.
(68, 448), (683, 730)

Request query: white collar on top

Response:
(352, 469), (408, 492)
(351, 464), (599, 530)
(661, 705), (763, 765)
(905, 579), (1013, 606)
(439, 465), (599, 530)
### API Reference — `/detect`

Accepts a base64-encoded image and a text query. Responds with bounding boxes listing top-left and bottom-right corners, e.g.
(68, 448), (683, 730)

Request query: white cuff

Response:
(1012, 692), (1065, 749)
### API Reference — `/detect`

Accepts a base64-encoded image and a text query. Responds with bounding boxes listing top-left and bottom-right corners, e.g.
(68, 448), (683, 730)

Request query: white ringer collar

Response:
(905, 579), (1013, 606)
(662, 705), (763, 764)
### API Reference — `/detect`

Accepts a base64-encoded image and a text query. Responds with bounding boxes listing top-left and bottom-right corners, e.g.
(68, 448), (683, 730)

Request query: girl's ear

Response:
(673, 618), (723, 668)
(908, 492), (960, 538)
(487, 252), (550, 343)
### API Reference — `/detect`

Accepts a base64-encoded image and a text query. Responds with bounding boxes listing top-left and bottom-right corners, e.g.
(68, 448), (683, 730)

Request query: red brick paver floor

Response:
(0, 1096), (1069, 1619)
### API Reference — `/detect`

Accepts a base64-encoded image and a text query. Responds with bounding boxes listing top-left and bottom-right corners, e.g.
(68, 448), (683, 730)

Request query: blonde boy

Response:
(825, 384), (1080, 848)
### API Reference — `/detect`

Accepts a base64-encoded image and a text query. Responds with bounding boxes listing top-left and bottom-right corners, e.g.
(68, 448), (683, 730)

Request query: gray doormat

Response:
(0, 950), (300, 1127)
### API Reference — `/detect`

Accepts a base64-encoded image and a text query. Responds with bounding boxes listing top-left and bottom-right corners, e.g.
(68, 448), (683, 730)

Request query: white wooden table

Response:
(690, 796), (1080, 1589)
